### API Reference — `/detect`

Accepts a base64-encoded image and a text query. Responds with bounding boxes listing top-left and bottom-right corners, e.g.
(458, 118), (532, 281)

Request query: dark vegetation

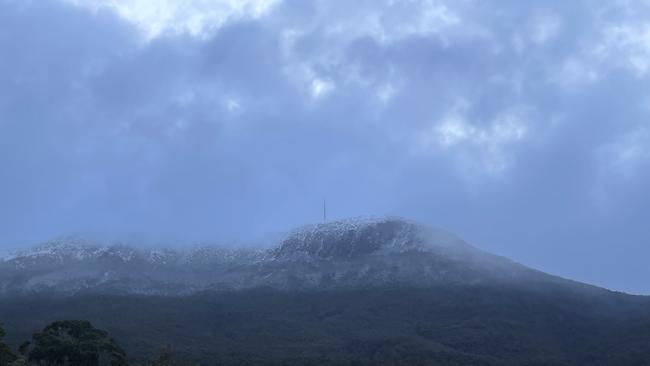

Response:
(1, 320), (127, 366)
(2, 285), (650, 365)
(0, 321), (189, 366)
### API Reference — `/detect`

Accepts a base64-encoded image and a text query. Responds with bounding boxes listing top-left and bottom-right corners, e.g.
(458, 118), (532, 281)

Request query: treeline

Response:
(0, 321), (195, 366)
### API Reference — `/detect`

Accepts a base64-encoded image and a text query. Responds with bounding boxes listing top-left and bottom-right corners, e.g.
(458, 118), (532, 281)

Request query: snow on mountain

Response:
(1, 238), (254, 267)
(3, 217), (447, 265)
(273, 216), (471, 260)
(13, 235), (101, 260)
(0, 217), (549, 296)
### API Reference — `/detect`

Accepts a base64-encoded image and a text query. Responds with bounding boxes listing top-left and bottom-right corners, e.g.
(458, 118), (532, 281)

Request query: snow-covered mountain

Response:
(0, 217), (575, 296)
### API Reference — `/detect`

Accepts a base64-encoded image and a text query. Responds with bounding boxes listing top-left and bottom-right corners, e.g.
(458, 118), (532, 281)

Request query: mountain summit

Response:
(273, 217), (470, 260)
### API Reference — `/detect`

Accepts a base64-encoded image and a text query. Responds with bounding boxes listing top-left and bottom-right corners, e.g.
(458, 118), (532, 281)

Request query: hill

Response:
(1, 218), (650, 365)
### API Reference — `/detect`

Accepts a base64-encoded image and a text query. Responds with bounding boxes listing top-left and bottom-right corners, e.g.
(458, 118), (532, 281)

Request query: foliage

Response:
(0, 322), (18, 365)
(25, 320), (128, 366)
(1, 286), (650, 365)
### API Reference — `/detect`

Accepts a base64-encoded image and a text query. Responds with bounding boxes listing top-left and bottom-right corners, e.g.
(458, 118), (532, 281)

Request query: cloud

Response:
(415, 101), (529, 174)
(2, 0), (650, 293)
(326, 0), (461, 45)
(62, 0), (280, 39)
(595, 22), (650, 76)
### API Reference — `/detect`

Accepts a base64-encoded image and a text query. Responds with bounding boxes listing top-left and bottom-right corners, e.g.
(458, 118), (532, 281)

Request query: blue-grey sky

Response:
(1, 0), (650, 293)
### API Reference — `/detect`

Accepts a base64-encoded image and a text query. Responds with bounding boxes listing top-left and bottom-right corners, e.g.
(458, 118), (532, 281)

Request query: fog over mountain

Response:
(2, 0), (650, 295)
(5, 1), (650, 365)
(0, 218), (565, 296)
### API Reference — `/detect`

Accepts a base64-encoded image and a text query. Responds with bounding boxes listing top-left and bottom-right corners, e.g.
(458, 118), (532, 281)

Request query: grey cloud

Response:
(1, 0), (650, 293)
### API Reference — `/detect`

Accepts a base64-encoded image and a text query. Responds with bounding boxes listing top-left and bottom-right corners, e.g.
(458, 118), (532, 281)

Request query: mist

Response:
(2, 0), (650, 294)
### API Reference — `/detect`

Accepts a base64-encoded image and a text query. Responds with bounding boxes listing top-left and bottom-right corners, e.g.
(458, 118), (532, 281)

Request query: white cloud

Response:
(594, 22), (650, 77)
(310, 78), (335, 99)
(376, 85), (394, 103)
(436, 114), (471, 148)
(417, 104), (529, 174)
(434, 107), (527, 149)
(320, 0), (461, 46)
(64, 0), (280, 39)
(224, 97), (242, 112)
(282, 60), (336, 101)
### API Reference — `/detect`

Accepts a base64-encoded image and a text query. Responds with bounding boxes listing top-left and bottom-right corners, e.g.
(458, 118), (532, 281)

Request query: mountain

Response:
(1, 218), (650, 365)
(0, 217), (576, 295)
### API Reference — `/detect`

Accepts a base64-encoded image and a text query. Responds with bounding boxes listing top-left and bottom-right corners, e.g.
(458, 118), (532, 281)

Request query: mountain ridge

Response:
(0, 217), (612, 296)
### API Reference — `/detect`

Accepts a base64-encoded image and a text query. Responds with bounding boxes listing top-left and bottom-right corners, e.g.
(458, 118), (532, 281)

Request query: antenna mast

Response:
(323, 199), (327, 222)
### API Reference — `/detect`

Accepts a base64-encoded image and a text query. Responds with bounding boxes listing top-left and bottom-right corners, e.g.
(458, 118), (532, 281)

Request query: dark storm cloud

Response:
(1, 0), (650, 293)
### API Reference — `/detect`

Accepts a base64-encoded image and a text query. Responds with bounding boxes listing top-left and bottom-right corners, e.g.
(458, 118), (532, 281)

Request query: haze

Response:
(1, 0), (649, 294)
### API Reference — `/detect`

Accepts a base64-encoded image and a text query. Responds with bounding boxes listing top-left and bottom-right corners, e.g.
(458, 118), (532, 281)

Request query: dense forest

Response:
(0, 320), (195, 366)
(2, 286), (650, 366)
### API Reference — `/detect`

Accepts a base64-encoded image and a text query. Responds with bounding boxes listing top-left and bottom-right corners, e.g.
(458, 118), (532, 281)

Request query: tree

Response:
(26, 320), (128, 366)
(0, 322), (18, 365)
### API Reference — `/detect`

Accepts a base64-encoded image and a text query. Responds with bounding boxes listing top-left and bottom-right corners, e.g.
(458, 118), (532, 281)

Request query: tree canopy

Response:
(0, 322), (18, 365)
(26, 320), (127, 366)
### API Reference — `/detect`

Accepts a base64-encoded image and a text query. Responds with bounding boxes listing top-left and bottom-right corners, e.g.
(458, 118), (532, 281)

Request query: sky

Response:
(1, 0), (650, 294)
